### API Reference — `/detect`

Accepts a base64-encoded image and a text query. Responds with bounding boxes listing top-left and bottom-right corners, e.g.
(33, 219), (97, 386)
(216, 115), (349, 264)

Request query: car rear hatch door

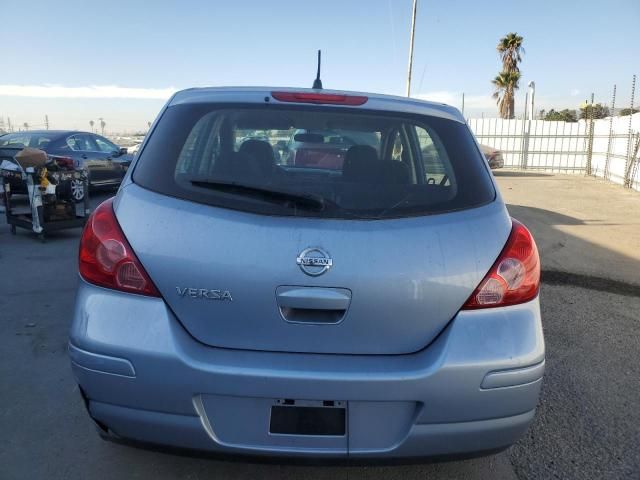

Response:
(116, 184), (511, 355)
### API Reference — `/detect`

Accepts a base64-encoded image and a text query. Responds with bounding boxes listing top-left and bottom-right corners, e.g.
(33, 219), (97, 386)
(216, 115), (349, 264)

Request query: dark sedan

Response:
(0, 130), (133, 188)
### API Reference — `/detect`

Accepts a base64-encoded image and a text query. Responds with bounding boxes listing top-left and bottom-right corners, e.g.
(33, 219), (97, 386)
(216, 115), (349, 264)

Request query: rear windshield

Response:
(133, 103), (494, 219)
(0, 132), (58, 149)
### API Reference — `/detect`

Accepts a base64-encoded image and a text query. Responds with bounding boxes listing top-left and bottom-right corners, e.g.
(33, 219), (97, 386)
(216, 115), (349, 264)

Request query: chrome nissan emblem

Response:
(296, 247), (332, 276)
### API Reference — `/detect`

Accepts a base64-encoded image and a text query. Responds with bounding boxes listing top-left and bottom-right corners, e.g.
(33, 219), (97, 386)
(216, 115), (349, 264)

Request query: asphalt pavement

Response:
(1, 174), (639, 479)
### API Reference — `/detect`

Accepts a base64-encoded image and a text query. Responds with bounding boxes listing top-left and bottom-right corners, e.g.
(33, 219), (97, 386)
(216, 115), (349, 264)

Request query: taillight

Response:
(52, 156), (75, 169)
(462, 219), (540, 309)
(271, 91), (368, 106)
(79, 198), (160, 297)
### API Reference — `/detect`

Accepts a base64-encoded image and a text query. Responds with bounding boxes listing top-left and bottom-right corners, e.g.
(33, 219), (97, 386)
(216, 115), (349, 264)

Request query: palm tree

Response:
(492, 71), (521, 119)
(89, 120), (94, 133)
(493, 33), (524, 118)
(497, 32), (524, 73)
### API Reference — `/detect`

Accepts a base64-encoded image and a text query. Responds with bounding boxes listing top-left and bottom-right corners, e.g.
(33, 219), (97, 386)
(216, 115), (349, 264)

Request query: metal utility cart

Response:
(1, 147), (90, 241)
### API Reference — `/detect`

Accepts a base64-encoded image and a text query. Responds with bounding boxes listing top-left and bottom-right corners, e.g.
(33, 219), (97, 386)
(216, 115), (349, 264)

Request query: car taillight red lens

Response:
(271, 92), (368, 105)
(52, 156), (75, 169)
(79, 198), (160, 297)
(462, 219), (540, 309)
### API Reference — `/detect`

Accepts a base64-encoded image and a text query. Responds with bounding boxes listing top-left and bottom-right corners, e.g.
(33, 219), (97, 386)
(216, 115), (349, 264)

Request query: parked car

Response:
(283, 129), (379, 169)
(479, 144), (505, 169)
(70, 87), (543, 460)
(0, 130), (133, 196)
(127, 143), (142, 155)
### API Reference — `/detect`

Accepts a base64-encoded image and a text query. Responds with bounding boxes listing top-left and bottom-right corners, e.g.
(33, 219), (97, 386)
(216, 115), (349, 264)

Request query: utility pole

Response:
(405, 0), (418, 97)
(461, 93), (465, 116)
(7, 117), (12, 132)
(45, 115), (49, 130)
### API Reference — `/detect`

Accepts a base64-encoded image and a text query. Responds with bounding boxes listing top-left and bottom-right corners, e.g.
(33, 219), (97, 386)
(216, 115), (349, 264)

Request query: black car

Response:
(0, 130), (133, 190)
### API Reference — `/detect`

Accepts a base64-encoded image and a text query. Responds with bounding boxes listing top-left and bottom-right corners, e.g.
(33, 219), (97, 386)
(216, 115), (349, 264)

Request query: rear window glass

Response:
(133, 104), (494, 219)
(0, 132), (57, 149)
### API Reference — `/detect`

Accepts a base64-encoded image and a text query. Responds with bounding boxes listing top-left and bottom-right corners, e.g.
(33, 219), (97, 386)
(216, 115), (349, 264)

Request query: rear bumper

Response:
(83, 399), (535, 460)
(69, 279), (545, 459)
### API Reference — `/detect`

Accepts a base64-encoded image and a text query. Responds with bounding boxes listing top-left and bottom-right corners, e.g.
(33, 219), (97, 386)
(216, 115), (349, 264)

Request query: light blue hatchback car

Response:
(69, 87), (544, 460)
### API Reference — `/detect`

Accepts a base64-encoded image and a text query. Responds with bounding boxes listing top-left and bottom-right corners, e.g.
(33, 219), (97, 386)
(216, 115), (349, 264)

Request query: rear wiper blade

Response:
(189, 179), (331, 211)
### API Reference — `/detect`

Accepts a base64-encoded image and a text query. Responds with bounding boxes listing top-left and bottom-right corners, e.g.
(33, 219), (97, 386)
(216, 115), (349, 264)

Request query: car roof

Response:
(2, 130), (88, 137)
(169, 87), (465, 123)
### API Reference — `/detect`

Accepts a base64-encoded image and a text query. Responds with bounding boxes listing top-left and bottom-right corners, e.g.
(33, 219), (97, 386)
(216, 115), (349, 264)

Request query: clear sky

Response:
(0, 0), (638, 132)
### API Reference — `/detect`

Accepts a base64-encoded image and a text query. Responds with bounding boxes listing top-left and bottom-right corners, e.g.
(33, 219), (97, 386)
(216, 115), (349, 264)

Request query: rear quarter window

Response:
(133, 103), (494, 219)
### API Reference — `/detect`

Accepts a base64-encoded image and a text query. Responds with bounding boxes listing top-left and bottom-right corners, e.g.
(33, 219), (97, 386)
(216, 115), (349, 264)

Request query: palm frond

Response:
(497, 32), (524, 73)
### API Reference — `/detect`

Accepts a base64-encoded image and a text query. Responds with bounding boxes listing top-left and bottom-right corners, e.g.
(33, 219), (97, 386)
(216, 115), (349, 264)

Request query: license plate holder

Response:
(269, 404), (346, 436)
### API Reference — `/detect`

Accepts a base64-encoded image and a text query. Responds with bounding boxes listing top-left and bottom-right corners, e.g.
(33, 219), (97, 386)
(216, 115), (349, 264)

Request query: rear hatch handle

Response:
(275, 286), (351, 324)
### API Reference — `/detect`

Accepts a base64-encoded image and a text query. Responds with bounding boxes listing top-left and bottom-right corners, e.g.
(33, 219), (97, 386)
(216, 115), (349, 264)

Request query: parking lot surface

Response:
(496, 171), (640, 287)
(1, 173), (639, 479)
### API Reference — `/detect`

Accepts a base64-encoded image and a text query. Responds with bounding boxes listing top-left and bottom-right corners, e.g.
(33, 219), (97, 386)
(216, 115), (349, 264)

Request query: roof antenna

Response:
(312, 50), (323, 89)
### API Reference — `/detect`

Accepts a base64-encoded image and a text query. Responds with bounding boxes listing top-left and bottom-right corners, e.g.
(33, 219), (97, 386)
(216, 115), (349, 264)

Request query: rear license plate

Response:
(269, 405), (346, 436)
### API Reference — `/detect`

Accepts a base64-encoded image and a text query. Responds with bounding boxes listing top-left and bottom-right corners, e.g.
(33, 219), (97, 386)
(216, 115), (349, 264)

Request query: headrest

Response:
(342, 145), (380, 182)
